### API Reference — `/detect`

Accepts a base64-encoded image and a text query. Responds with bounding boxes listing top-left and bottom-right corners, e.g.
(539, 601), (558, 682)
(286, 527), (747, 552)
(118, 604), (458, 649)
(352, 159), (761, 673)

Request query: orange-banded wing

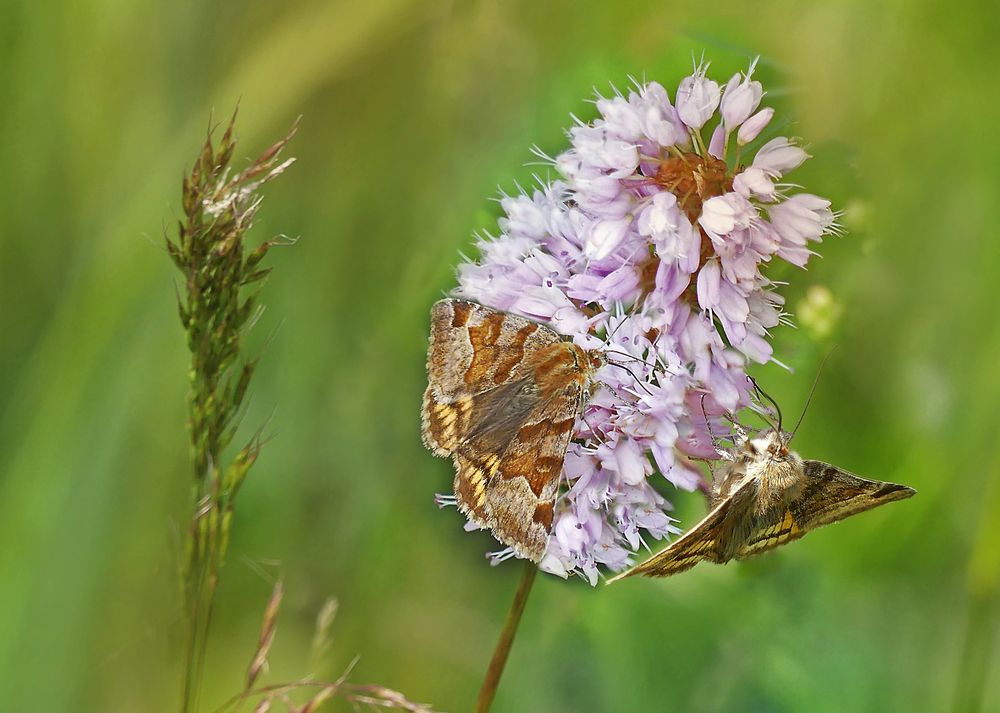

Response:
(422, 299), (578, 562)
(454, 400), (578, 562)
(607, 477), (757, 582)
(422, 299), (560, 456)
(735, 460), (916, 560)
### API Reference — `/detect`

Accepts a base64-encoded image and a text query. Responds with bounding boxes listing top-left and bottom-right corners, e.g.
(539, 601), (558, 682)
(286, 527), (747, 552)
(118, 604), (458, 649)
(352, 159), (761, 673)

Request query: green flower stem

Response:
(475, 562), (538, 713)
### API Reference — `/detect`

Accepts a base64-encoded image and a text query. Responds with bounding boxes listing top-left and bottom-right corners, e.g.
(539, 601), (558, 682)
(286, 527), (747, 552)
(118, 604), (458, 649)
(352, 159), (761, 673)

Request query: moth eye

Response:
(768, 444), (776, 454)
(779, 446), (789, 457)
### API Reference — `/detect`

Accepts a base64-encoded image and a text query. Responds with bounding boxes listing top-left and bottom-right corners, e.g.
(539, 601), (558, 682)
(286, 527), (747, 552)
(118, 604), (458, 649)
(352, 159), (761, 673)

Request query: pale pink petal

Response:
(708, 123), (725, 158)
(720, 60), (763, 130)
(676, 64), (721, 130)
(753, 137), (809, 176)
(737, 107), (774, 145)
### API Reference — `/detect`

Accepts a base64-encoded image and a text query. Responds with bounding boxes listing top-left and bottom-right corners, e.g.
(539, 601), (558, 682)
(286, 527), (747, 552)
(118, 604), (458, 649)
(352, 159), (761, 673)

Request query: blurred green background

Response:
(1, 1), (997, 711)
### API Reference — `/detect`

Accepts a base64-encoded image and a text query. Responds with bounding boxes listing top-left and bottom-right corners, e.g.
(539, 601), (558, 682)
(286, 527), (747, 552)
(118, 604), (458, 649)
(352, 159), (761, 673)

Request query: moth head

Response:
(746, 430), (806, 509)
(586, 350), (607, 372)
(747, 430), (800, 465)
(579, 349), (607, 401)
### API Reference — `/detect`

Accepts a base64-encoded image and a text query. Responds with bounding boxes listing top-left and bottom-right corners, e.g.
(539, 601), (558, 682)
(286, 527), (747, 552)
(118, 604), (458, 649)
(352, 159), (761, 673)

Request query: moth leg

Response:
(721, 411), (752, 444)
(682, 454), (717, 508)
(580, 409), (608, 447)
(696, 470), (714, 505)
(699, 393), (718, 442)
(699, 393), (737, 460)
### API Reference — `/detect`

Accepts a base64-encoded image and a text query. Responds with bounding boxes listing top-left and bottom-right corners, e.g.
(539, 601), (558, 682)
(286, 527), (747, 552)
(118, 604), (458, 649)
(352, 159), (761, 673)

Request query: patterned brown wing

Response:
(422, 298), (590, 562)
(422, 299), (560, 456)
(734, 460), (916, 559)
(732, 507), (806, 559)
(608, 476), (758, 581)
(445, 376), (547, 550)
(449, 350), (584, 561)
(468, 383), (580, 561)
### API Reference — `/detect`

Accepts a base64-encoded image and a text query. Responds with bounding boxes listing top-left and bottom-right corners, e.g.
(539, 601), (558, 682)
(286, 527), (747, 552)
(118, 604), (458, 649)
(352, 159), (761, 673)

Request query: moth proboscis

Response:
(608, 428), (916, 582)
(421, 298), (605, 562)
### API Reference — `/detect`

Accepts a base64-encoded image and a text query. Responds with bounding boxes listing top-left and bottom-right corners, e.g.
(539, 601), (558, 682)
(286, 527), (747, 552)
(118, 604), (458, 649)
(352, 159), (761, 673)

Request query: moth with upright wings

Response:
(422, 298), (605, 563)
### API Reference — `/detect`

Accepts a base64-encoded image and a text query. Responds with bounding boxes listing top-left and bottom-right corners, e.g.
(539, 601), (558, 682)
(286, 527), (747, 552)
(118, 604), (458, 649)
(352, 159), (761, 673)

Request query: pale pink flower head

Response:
(447, 56), (839, 583)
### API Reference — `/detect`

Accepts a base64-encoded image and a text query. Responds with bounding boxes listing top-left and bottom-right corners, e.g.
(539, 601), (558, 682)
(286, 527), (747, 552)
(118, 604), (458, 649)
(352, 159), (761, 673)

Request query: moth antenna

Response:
(789, 345), (838, 443)
(747, 376), (783, 435)
(602, 348), (644, 362)
(604, 348), (673, 371)
(603, 349), (678, 387)
(606, 360), (656, 398)
(603, 310), (630, 343)
(601, 300), (646, 354)
(603, 349), (659, 377)
(699, 393), (724, 455)
(748, 402), (779, 434)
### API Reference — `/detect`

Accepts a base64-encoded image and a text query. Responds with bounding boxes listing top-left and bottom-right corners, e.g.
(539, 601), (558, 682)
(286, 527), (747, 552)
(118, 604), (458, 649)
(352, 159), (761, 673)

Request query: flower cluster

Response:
(452, 58), (838, 583)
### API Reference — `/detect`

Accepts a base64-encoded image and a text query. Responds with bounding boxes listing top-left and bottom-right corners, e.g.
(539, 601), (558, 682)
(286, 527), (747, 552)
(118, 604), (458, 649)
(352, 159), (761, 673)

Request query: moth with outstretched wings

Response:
(609, 430), (915, 581)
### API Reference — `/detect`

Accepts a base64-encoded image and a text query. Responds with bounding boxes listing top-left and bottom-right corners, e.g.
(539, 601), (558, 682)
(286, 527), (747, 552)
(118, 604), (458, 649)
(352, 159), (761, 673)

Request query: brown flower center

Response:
(633, 152), (734, 301)
(654, 152), (733, 223)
